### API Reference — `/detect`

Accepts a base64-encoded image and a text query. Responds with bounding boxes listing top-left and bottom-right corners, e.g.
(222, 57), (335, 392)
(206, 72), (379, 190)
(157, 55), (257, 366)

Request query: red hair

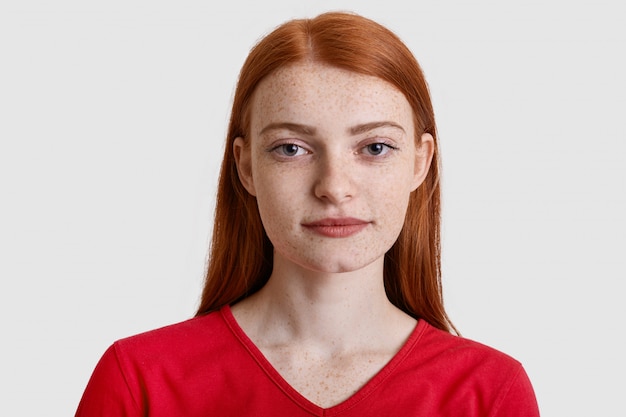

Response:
(196, 11), (456, 333)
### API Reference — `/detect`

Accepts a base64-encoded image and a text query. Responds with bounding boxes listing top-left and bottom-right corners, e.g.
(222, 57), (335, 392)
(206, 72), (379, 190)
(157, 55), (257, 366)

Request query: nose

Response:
(313, 154), (355, 204)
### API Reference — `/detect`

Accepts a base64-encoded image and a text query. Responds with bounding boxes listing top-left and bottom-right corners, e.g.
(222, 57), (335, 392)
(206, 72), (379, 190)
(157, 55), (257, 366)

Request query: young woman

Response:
(76, 11), (540, 416)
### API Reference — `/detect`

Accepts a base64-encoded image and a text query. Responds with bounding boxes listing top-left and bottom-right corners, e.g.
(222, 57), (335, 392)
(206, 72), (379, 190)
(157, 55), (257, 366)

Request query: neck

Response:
(232, 254), (414, 353)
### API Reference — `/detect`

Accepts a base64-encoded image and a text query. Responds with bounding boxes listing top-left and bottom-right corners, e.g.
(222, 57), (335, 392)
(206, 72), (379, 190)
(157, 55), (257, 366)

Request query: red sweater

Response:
(75, 306), (539, 416)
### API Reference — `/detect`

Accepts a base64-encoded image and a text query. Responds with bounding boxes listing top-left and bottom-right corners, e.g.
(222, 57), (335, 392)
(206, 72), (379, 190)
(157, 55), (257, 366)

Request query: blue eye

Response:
(282, 144), (300, 156)
(364, 143), (394, 156)
(273, 143), (307, 157)
(367, 143), (385, 155)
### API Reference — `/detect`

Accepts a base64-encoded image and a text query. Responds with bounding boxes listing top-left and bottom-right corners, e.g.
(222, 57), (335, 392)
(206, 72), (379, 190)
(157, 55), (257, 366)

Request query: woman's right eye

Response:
(273, 143), (308, 157)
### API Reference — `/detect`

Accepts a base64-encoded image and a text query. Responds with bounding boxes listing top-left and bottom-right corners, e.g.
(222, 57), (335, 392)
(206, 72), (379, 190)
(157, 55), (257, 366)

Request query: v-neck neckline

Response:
(220, 305), (427, 415)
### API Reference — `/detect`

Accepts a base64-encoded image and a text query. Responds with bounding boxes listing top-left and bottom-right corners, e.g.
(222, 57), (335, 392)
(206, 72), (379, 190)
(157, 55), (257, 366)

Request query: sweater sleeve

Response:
(491, 365), (540, 417)
(74, 344), (143, 417)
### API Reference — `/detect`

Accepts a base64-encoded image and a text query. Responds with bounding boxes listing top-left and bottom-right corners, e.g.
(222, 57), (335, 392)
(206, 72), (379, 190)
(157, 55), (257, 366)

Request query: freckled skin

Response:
(232, 62), (434, 408)
(236, 62), (430, 274)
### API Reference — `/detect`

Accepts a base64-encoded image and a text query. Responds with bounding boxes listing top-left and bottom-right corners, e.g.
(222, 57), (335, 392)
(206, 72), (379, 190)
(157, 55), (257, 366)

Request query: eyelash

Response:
(268, 140), (398, 159)
(362, 142), (397, 156)
(270, 143), (310, 157)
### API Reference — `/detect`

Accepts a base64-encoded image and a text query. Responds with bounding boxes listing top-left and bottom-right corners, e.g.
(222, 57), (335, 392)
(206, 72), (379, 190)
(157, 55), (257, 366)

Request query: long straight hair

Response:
(196, 11), (456, 333)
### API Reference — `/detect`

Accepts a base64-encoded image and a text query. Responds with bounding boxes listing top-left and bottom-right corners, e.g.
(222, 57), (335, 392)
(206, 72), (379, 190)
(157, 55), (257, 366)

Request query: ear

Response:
(233, 137), (257, 196)
(411, 133), (435, 191)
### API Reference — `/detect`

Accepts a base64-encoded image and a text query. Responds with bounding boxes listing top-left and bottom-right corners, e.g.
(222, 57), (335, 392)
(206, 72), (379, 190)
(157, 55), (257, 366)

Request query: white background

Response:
(1, 1), (624, 415)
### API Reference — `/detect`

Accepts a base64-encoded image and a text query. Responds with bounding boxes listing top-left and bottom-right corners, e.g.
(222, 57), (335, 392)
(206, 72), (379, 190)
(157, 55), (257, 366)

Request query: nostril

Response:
(314, 174), (353, 203)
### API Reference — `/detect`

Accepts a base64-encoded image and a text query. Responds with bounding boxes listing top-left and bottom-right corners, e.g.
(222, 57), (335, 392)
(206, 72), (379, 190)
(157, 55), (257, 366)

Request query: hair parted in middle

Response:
(196, 11), (456, 334)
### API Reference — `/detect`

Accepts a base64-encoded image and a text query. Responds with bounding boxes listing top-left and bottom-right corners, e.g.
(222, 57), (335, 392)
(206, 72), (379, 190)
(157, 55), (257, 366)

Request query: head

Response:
(197, 11), (454, 333)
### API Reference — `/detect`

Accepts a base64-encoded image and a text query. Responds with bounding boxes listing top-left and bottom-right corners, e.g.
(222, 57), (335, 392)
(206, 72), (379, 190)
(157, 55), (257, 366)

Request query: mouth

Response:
(302, 217), (370, 238)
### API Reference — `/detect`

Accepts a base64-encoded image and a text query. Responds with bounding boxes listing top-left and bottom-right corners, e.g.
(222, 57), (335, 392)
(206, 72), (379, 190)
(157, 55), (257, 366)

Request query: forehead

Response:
(249, 62), (414, 135)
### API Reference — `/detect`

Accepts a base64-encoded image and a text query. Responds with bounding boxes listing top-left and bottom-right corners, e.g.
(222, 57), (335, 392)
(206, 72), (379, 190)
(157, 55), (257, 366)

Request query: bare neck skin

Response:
(232, 253), (414, 351)
(231, 253), (416, 408)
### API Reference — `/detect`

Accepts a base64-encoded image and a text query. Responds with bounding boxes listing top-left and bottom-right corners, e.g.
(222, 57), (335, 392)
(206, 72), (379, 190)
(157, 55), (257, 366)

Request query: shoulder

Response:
(89, 308), (246, 401)
(415, 320), (523, 371)
(76, 308), (265, 415)
(397, 320), (539, 416)
(111, 308), (231, 362)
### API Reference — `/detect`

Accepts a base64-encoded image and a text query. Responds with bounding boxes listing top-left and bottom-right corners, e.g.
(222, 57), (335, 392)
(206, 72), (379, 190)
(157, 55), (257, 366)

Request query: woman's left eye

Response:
(362, 142), (394, 156)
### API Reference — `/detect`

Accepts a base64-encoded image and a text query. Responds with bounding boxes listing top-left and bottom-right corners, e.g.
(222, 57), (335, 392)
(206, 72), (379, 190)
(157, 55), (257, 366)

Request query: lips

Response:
(302, 217), (370, 238)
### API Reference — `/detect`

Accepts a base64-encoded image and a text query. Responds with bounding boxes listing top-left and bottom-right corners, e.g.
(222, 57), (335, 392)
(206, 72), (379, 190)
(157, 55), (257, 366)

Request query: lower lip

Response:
(303, 223), (369, 238)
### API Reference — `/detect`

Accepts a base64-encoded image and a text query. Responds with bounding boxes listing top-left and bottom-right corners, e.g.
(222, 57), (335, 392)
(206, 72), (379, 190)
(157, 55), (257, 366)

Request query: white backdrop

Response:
(1, 1), (624, 415)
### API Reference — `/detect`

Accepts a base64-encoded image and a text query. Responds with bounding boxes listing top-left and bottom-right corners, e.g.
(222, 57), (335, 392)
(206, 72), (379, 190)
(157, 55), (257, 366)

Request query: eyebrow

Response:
(259, 122), (316, 136)
(349, 121), (405, 135)
(258, 121), (405, 136)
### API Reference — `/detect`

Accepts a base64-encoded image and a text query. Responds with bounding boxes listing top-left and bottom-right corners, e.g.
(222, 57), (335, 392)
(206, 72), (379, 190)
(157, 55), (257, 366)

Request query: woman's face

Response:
(234, 62), (433, 274)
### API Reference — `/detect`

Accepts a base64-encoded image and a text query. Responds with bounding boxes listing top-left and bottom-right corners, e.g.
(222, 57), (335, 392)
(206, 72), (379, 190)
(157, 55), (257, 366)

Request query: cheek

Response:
(253, 175), (299, 236)
(374, 169), (415, 232)
(380, 188), (412, 229)
(376, 161), (415, 204)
